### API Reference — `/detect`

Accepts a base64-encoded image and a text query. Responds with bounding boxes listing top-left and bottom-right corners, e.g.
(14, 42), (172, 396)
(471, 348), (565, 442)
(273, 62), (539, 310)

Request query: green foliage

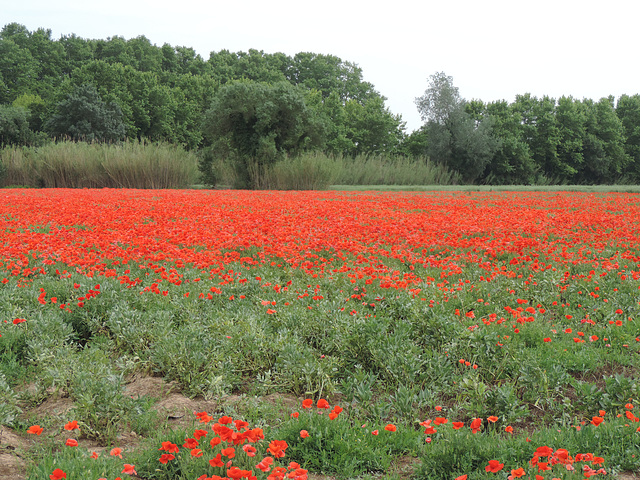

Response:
(281, 408), (422, 476)
(0, 372), (22, 425)
(0, 105), (34, 147)
(69, 348), (156, 445)
(616, 94), (640, 181)
(45, 83), (126, 142)
(416, 73), (499, 182)
(483, 100), (536, 184)
(203, 81), (325, 188)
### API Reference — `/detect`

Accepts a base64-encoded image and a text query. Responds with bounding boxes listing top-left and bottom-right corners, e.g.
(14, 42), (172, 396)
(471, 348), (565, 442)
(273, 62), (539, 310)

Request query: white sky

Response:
(4, 0), (640, 132)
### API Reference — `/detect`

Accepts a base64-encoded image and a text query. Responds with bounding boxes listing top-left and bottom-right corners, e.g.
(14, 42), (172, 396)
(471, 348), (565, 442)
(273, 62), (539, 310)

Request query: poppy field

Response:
(0, 188), (639, 480)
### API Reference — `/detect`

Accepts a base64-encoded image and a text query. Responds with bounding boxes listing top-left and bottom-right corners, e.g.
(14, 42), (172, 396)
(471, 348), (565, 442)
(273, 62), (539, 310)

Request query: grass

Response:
(0, 189), (638, 479)
(202, 152), (461, 190)
(0, 140), (199, 189)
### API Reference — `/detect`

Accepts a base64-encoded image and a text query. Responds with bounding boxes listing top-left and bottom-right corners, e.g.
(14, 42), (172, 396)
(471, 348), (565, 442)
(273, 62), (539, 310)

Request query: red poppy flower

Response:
(218, 415), (233, 424)
(65, 439), (78, 447)
(384, 424), (397, 432)
(193, 429), (208, 439)
(317, 399), (330, 409)
(121, 464), (137, 475)
(485, 460), (504, 473)
(27, 425), (43, 435)
(510, 467), (526, 478)
(470, 418), (483, 433)
(159, 453), (175, 464)
(243, 444), (257, 456)
(221, 447), (236, 458)
(49, 469), (67, 480)
(64, 420), (79, 431)
(110, 447), (122, 458)
(159, 441), (179, 453)
(299, 430), (309, 438)
(183, 437), (199, 449)
(302, 399), (313, 409)
(268, 439), (288, 457)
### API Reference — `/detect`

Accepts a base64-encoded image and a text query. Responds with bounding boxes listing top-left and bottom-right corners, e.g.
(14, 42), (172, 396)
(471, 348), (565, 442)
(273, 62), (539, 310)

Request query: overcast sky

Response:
(4, 0), (640, 132)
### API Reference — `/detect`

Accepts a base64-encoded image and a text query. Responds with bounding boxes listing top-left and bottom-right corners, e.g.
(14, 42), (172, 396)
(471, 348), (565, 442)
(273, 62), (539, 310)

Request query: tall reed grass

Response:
(0, 140), (199, 189)
(206, 152), (460, 190)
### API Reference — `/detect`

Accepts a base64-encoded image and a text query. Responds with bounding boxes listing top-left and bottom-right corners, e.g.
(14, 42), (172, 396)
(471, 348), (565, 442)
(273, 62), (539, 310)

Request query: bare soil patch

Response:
(0, 426), (26, 480)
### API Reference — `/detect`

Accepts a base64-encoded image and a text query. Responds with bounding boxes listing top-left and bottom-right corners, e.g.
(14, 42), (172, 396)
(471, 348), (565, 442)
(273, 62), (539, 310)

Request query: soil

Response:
(0, 426), (26, 480)
(5, 374), (638, 480)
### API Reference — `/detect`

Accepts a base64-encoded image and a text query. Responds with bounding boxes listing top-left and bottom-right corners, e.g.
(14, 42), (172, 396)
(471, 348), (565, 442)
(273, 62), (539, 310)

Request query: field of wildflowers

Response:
(0, 189), (638, 480)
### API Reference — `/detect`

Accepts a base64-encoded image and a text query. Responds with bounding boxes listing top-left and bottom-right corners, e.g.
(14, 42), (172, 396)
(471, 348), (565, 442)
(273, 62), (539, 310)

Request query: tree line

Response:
(413, 73), (640, 184)
(1, 23), (639, 186)
(0, 23), (402, 156)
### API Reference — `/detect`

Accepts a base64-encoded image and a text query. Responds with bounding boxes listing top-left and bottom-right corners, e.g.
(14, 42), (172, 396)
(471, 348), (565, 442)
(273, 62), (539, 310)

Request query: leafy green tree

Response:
(12, 93), (46, 131)
(0, 104), (33, 146)
(415, 72), (498, 182)
(95, 36), (135, 67)
(555, 96), (585, 180)
(401, 125), (429, 158)
(483, 100), (535, 184)
(286, 53), (377, 103)
(579, 97), (630, 183)
(202, 81), (325, 188)
(511, 94), (567, 182)
(59, 34), (96, 74)
(45, 83), (126, 141)
(0, 36), (38, 101)
(415, 72), (461, 125)
(127, 36), (162, 73)
(344, 96), (405, 156)
(616, 94), (640, 181)
(304, 90), (354, 156)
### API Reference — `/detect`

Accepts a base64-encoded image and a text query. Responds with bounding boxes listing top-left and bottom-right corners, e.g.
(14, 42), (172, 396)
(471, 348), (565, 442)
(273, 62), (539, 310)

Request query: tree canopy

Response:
(2, 22), (640, 185)
(203, 81), (325, 188)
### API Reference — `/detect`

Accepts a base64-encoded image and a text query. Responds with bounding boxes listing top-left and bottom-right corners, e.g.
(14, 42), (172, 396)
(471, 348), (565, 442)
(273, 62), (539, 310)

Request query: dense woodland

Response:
(1, 23), (639, 186)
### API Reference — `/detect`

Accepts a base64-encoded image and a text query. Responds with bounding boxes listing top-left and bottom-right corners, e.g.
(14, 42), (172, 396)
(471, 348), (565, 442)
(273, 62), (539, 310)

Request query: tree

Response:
(202, 81), (325, 188)
(343, 96), (405, 156)
(616, 94), (640, 181)
(483, 100), (536, 184)
(401, 125), (429, 158)
(0, 37), (38, 101)
(45, 83), (125, 142)
(555, 96), (585, 181)
(580, 97), (630, 183)
(0, 105), (33, 146)
(511, 94), (566, 182)
(415, 72), (498, 182)
(12, 93), (46, 131)
(415, 72), (462, 126)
